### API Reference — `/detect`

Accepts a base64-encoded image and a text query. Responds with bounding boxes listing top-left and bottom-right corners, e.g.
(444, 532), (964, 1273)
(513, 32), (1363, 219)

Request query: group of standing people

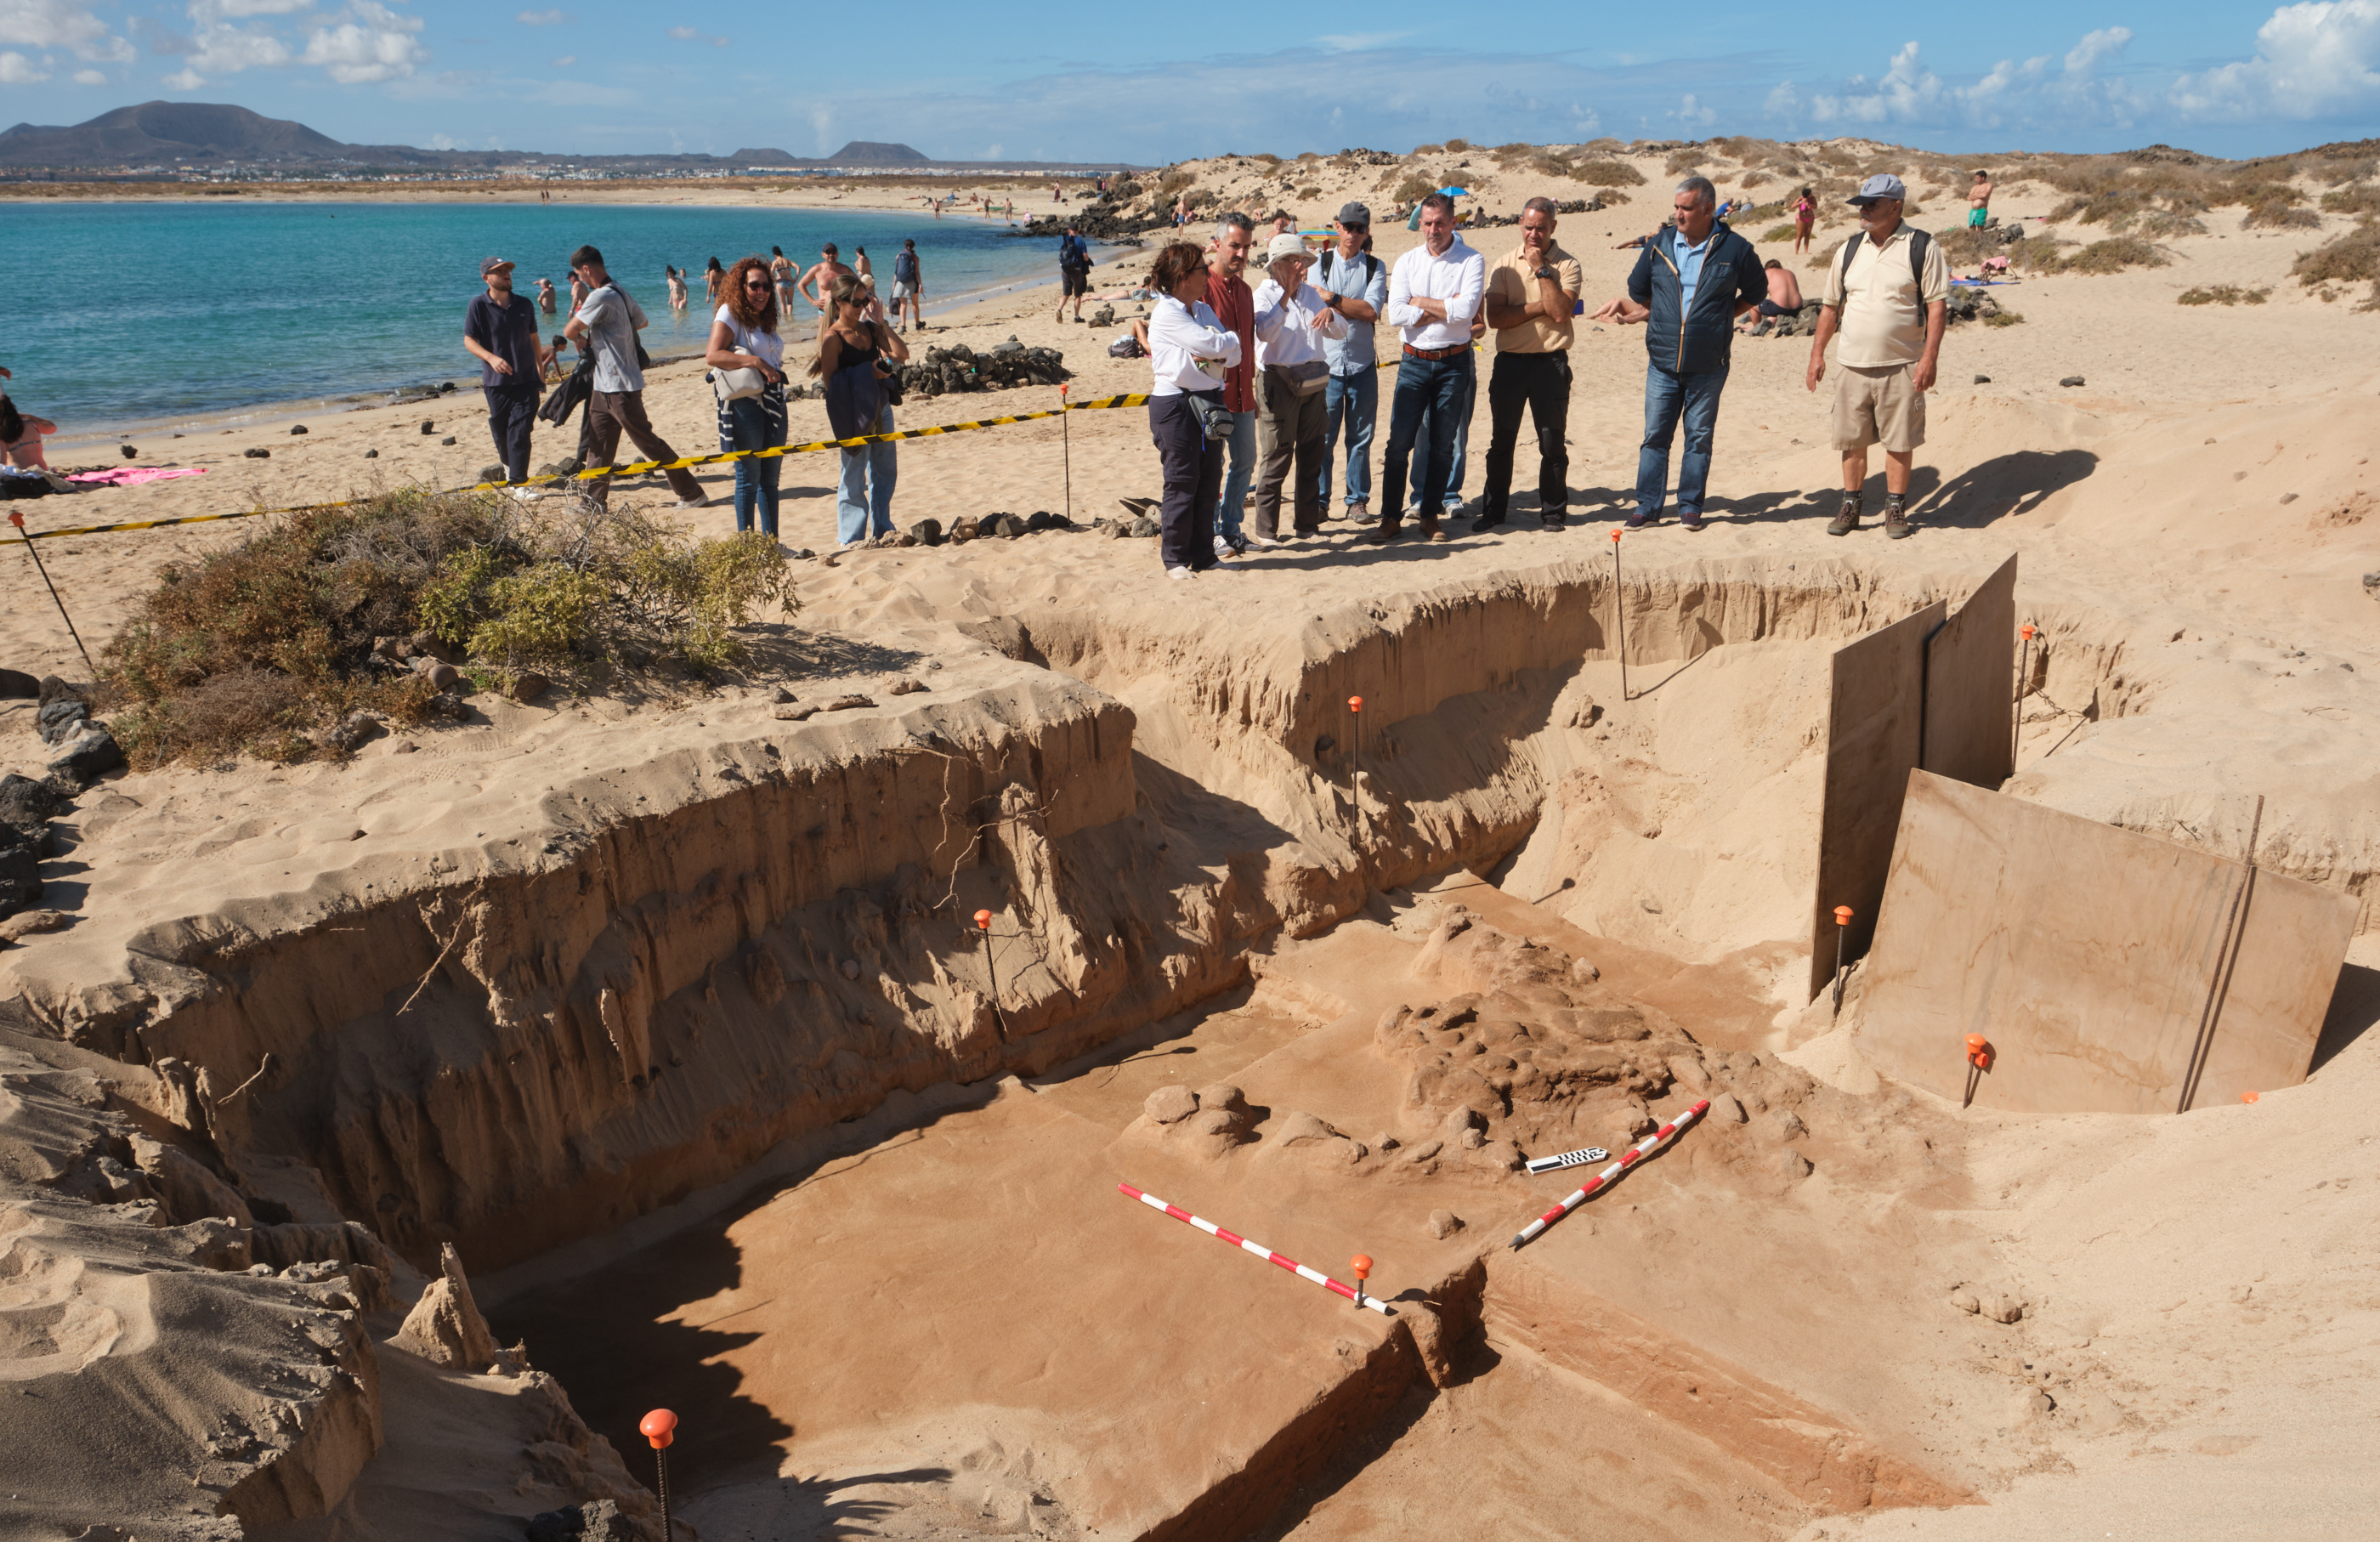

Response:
(464, 234), (918, 545)
(1136, 167), (1952, 575)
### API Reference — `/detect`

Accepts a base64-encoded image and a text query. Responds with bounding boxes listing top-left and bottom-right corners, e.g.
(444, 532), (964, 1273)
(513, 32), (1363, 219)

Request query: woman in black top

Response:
(811, 273), (910, 546)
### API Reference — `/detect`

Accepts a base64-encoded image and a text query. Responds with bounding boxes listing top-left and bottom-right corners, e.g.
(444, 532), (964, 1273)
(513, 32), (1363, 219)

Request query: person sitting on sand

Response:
(1, 396), (56, 472)
(1792, 186), (1817, 256)
(1969, 169), (1994, 230)
(812, 274), (909, 547)
(1142, 240), (1241, 580)
(1741, 258), (1805, 333)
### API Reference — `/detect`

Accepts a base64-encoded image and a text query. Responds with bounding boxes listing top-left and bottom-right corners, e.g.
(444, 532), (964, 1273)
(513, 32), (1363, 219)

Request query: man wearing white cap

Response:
(462, 256), (552, 495)
(1250, 231), (1348, 541)
(1806, 173), (1947, 539)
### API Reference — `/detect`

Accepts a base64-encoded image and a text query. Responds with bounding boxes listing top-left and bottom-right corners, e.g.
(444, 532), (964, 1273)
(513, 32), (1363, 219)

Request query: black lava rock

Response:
(910, 518), (944, 546)
(44, 727), (124, 787)
(36, 699), (87, 745)
(2060, 376), (2085, 387)
(243, 447), (270, 459)
(290, 424), (309, 435)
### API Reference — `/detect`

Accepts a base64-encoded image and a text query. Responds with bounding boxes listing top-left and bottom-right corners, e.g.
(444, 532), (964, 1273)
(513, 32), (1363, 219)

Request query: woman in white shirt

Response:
(1144, 241), (1242, 580)
(706, 254), (789, 537)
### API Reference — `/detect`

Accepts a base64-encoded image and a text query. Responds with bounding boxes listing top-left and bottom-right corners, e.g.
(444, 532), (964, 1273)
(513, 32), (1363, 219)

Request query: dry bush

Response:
(1390, 173), (1436, 206)
(1252, 152), (1281, 166)
(1442, 138), (1470, 152)
(1295, 151), (1320, 164)
(2240, 186), (2320, 228)
(2292, 220), (2380, 306)
(2040, 236), (2170, 275)
(1764, 223), (1799, 242)
(1572, 157), (1645, 187)
(1528, 156), (1572, 179)
(1665, 151), (1703, 175)
(1296, 184), (1322, 200)
(2177, 285), (2270, 305)
(1740, 170), (1772, 189)
(1411, 142), (1444, 156)
(2320, 184), (2380, 215)
(1983, 310), (2026, 327)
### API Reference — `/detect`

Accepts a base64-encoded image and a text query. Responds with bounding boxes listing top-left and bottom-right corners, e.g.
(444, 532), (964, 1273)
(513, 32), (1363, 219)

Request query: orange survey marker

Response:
(639, 1409), (679, 1541)
(1962, 1035), (1992, 1109)
(1830, 905), (1855, 1014)
(1351, 1254), (1373, 1308)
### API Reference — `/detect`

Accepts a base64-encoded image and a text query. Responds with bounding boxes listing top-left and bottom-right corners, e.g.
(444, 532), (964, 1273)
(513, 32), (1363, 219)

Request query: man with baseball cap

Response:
(1806, 173), (1948, 539)
(1309, 201), (1389, 521)
(462, 256), (552, 496)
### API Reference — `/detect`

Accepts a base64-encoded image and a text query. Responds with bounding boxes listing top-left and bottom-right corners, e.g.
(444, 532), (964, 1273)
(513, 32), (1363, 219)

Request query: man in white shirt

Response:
(1806, 173), (1949, 539)
(1373, 194), (1485, 542)
(1250, 233), (1349, 541)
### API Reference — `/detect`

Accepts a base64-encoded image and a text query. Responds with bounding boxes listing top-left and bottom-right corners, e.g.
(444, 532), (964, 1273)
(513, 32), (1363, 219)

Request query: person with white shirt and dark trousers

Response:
(1250, 232), (1349, 543)
(1143, 241), (1244, 581)
(1374, 194), (1485, 543)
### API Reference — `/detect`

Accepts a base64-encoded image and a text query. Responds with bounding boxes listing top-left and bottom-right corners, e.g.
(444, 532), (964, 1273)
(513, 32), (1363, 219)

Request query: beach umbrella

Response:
(1439, 186), (1469, 196)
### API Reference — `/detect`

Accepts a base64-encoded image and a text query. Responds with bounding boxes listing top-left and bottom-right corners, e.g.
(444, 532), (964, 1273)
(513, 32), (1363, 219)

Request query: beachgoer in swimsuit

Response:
(536, 277), (557, 315)
(667, 266), (688, 310)
(1793, 187), (1816, 257)
(1968, 170), (1994, 230)
(770, 247), (797, 314)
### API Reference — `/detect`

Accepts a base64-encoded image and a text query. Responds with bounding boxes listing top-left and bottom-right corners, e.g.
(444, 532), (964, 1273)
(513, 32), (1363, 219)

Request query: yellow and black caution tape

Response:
(0, 390), (1157, 546)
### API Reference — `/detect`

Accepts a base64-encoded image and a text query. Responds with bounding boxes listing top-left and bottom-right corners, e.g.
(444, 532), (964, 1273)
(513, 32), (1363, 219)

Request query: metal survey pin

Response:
(1350, 1253), (1372, 1308)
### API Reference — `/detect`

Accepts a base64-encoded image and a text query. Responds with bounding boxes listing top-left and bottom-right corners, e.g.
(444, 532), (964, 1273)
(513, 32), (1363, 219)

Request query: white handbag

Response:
(711, 365), (767, 404)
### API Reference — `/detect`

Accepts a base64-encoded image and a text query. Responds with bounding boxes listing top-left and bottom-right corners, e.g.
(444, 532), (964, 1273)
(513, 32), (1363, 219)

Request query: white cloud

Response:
(666, 24), (695, 38)
(1805, 34), (2144, 130)
(515, 7), (567, 22)
(1763, 80), (1800, 118)
(301, 0), (424, 82)
(0, 47), (47, 80)
(2170, 0), (2380, 120)
(205, 0), (313, 14)
(1314, 31), (1408, 52)
(183, 20), (292, 75)
(71, 64), (102, 81)
(428, 131), (458, 149)
(1674, 92), (1717, 128)
(0, 0), (133, 61)
(983, 142), (1001, 158)
(548, 52), (570, 65)
(162, 65), (201, 86)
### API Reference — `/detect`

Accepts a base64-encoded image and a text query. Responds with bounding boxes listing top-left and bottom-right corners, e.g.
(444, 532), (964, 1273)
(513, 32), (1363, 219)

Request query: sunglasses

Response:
(743, 276), (772, 288)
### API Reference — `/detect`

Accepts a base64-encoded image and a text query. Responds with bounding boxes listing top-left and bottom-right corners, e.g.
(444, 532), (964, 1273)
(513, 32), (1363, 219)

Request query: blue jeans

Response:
(1635, 361), (1729, 519)
(725, 394), (783, 537)
(1380, 351), (1470, 530)
(836, 405), (897, 544)
(1316, 369), (1378, 508)
(1213, 407), (1255, 543)
(1407, 352), (1476, 510)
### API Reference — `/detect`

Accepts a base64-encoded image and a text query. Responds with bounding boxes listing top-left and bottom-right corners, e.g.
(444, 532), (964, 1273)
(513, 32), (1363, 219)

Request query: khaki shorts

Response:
(1833, 363), (1926, 453)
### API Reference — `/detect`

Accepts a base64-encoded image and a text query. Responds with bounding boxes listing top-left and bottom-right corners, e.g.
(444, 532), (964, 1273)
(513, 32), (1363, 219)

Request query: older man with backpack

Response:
(1806, 173), (1949, 539)
(1308, 201), (1389, 522)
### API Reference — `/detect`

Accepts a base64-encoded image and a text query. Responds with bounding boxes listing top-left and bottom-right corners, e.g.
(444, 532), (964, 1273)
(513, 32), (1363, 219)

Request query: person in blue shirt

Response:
(1056, 224), (1092, 323)
(1590, 177), (1767, 530)
(1307, 202), (1391, 521)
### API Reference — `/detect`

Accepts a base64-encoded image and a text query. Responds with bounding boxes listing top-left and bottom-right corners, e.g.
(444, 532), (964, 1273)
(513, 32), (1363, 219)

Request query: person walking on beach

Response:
(1056, 222), (1092, 323)
(462, 257), (552, 495)
(707, 255), (789, 538)
(536, 275), (557, 316)
(1310, 201), (1388, 523)
(891, 239), (923, 333)
(1200, 214), (1259, 554)
(1792, 185), (1817, 257)
(563, 244), (710, 511)
(1373, 194), (1484, 544)
(1968, 169), (1994, 229)
(1142, 241), (1240, 581)
(813, 274), (909, 546)
(1808, 173), (1947, 540)
(799, 244), (854, 324)
(1250, 232), (1347, 543)
(1591, 176), (1765, 531)
(771, 247), (797, 314)
(1475, 197), (1581, 532)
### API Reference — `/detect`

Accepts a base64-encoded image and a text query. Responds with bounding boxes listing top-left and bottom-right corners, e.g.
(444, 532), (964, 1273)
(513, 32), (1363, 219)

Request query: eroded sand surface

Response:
(2, 137), (2376, 1541)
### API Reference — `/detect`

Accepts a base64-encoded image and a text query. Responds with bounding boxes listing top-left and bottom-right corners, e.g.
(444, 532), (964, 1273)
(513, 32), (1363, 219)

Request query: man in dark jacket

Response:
(1590, 177), (1766, 530)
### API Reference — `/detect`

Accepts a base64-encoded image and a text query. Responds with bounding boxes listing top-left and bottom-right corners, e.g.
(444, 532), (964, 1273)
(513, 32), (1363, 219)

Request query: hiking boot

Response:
(1885, 507), (1914, 540)
(1468, 511), (1506, 534)
(1346, 501), (1374, 524)
(1826, 503), (1862, 536)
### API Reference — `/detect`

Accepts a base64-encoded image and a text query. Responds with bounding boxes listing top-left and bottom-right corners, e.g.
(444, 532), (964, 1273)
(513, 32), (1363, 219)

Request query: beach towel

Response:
(66, 466), (210, 486)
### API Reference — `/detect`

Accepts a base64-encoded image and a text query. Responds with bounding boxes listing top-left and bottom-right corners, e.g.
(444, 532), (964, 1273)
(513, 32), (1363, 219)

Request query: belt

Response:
(1402, 343), (1467, 360)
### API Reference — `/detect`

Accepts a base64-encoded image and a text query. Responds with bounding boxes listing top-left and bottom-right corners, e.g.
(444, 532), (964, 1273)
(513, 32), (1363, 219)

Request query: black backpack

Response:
(1318, 247), (1382, 293)
(1836, 228), (1933, 289)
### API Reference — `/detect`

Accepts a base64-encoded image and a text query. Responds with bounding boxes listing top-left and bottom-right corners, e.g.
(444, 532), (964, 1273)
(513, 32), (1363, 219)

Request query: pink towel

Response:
(65, 466), (210, 486)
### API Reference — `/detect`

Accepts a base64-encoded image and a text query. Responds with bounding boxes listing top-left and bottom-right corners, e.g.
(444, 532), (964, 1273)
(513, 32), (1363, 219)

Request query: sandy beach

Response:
(2, 136), (2376, 1542)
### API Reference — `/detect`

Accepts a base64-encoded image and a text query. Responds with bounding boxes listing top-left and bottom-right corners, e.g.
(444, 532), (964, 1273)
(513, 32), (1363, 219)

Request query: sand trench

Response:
(1, 538), (2372, 1540)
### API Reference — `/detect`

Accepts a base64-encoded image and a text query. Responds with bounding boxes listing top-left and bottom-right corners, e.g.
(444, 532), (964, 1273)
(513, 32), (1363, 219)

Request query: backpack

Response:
(1317, 248), (1382, 295)
(1058, 235), (1087, 273)
(893, 250), (919, 285)
(1836, 228), (1933, 292)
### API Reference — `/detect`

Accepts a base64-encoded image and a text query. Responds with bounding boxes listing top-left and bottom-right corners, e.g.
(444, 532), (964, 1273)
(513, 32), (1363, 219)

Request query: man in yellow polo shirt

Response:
(1806, 173), (1948, 539)
(1472, 196), (1584, 531)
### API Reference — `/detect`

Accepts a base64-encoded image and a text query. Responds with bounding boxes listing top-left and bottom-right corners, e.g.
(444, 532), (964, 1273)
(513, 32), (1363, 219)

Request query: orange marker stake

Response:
(1348, 694), (1363, 761)
(1059, 383), (1073, 525)
(2241, 1090), (2259, 1103)
(2014, 622), (2037, 766)
(1962, 1035), (1992, 1109)
(640, 1409), (677, 1539)
(1609, 530), (1629, 702)
(974, 910), (1008, 1040)
(1830, 905), (1855, 1014)
(1351, 1253), (1373, 1308)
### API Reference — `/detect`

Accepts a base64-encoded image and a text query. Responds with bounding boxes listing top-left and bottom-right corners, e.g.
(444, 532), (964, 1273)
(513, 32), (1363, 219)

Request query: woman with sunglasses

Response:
(707, 255), (789, 536)
(810, 272), (910, 546)
(1143, 240), (1241, 580)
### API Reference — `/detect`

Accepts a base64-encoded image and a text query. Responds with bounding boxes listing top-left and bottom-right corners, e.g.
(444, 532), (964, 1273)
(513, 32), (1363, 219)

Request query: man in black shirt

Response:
(462, 256), (552, 491)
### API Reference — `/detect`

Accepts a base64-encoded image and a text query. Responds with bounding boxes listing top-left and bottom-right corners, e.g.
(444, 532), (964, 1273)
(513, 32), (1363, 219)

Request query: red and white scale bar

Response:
(1117, 1184), (1393, 1315)
(1510, 1098), (1710, 1249)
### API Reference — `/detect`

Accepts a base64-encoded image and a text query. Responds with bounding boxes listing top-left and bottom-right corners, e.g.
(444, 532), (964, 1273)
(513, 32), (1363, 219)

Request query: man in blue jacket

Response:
(1590, 177), (1767, 530)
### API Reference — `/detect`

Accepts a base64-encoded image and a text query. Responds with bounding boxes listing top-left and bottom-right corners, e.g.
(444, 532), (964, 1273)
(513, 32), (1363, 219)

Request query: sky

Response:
(3, 0), (2376, 163)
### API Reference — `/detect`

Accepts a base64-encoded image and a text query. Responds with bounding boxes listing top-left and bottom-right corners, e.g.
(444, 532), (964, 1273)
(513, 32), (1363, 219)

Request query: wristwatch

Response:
(1534, 266), (1558, 280)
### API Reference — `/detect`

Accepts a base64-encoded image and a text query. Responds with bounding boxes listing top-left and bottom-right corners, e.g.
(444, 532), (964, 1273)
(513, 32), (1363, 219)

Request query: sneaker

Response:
(677, 496), (711, 510)
(1625, 509), (1654, 530)
(1166, 565), (1196, 581)
(1885, 508), (1914, 540)
(1680, 513), (1706, 532)
(1826, 504), (1862, 536)
(510, 486), (544, 502)
(1247, 532), (1283, 548)
(1468, 512), (1506, 534)
(1346, 502), (1374, 524)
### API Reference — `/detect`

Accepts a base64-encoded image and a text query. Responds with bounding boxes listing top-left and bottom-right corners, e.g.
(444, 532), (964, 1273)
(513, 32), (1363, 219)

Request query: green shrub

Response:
(1764, 223), (1799, 242)
(2041, 237), (2169, 275)
(1410, 142), (1444, 156)
(1982, 310), (2026, 326)
(2177, 284), (2270, 305)
(1572, 157), (1645, 187)
(1391, 173), (1435, 206)
(2241, 187), (2320, 228)
(1442, 138), (1470, 152)
(2292, 220), (2380, 307)
(2320, 184), (2380, 215)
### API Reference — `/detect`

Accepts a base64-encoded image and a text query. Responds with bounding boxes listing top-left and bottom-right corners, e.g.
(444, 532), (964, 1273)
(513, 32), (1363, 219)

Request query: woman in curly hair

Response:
(1142, 240), (1240, 579)
(706, 254), (788, 536)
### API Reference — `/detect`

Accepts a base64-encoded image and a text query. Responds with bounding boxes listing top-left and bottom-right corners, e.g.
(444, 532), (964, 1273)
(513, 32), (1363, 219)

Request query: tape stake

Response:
(1510, 1100), (1708, 1249)
(1117, 1183), (1393, 1315)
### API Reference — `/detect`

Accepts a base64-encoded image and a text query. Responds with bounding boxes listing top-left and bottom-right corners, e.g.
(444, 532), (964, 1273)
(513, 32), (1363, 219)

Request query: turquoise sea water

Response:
(0, 201), (1065, 437)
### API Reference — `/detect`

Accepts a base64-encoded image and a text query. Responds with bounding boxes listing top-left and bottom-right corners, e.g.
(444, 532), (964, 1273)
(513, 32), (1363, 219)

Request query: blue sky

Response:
(3, 0), (2375, 162)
